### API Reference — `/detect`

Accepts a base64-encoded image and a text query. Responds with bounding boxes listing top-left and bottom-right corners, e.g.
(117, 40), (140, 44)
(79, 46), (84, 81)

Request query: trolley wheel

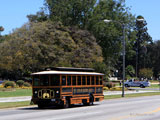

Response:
(87, 94), (94, 106)
(65, 99), (69, 108)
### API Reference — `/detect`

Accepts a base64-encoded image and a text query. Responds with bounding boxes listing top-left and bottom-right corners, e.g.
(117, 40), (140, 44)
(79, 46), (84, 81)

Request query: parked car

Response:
(0, 81), (4, 85)
(124, 79), (150, 88)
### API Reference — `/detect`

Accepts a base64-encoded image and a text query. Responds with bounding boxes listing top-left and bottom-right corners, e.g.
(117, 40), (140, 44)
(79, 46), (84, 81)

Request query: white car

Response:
(124, 79), (150, 88)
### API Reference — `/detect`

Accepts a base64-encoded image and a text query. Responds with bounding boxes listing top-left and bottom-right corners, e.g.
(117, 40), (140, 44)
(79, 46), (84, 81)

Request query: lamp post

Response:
(104, 19), (125, 97)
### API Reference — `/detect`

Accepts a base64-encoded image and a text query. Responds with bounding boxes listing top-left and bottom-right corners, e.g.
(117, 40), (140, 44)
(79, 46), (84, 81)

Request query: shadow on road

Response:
(18, 103), (99, 110)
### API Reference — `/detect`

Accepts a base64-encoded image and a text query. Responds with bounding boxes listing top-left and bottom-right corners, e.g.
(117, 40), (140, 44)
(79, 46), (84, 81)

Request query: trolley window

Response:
(50, 75), (60, 86)
(82, 76), (86, 85)
(78, 76), (81, 85)
(72, 76), (76, 85)
(62, 76), (66, 85)
(67, 76), (71, 86)
(40, 75), (49, 86)
(33, 75), (40, 86)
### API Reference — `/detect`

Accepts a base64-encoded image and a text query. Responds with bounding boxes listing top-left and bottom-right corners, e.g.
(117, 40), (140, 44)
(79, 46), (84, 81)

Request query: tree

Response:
(26, 0), (136, 75)
(44, 0), (96, 28)
(0, 26), (4, 34)
(134, 15), (152, 77)
(139, 68), (153, 79)
(27, 9), (48, 23)
(0, 26), (4, 42)
(147, 40), (160, 77)
(88, 0), (135, 74)
(16, 80), (25, 87)
(0, 21), (103, 79)
(125, 65), (135, 78)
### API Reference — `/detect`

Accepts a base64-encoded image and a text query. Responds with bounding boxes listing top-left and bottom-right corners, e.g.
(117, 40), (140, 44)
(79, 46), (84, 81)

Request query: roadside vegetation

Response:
(0, 80), (32, 97)
(0, 88), (31, 97)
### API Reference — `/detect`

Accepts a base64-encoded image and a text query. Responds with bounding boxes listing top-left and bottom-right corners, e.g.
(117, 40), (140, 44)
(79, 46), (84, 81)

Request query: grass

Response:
(0, 88), (32, 97)
(0, 101), (32, 109)
(104, 92), (160, 99)
(149, 84), (160, 88)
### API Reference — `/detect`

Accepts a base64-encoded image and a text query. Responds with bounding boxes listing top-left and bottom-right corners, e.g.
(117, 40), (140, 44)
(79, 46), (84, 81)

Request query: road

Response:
(0, 95), (160, 120)
(0, 90), (158, 103)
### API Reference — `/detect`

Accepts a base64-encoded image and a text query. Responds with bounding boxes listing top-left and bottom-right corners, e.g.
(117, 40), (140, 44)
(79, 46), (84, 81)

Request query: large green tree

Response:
(42, 0), (135, 73)
(134, 15), (152, 77)
(0, 21), (103, 79)
(44, 0), (96, 28)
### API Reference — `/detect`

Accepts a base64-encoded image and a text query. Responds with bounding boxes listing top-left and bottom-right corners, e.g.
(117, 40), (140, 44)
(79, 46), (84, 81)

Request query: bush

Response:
(4, 81), (16, 88)
(23, 82), (31, 87)
(105, 82), (115, 89)
(103, 87), (108, 90)
(16, 80), (25, 87)
(139, 68), (153, 79)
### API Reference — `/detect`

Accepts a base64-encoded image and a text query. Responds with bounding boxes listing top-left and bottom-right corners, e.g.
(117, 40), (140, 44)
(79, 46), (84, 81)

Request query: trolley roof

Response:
(31, 70), (104, 76)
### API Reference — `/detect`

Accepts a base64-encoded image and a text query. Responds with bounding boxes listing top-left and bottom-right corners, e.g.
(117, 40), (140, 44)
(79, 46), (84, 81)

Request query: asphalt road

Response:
(1, 95), (160, 120)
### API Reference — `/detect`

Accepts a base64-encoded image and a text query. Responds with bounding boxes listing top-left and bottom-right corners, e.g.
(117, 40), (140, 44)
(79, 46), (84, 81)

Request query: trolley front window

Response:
(40, 75), (49, 86)
(33, 75), (40, 86)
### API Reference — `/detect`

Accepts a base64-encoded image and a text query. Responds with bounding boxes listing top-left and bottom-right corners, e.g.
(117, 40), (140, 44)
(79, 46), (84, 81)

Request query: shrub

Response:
(103, 87), (108, 90)
(105, 82), (115, 89)
(139, 68), (153, 79)
(4, 81), (16, 88)
(23, 82), (31, 87)
(16, 80), (25, 87)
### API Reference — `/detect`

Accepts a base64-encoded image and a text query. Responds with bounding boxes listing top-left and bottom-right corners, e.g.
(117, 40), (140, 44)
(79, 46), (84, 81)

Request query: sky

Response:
(0, 0), (160, 41)
(126, 0), (160, 41)
(0, 0), (44, 35)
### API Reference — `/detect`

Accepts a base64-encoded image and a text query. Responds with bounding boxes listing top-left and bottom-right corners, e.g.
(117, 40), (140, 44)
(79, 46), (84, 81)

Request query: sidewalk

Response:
(0, 90), (159, 103)
(104, 90), (158, 95)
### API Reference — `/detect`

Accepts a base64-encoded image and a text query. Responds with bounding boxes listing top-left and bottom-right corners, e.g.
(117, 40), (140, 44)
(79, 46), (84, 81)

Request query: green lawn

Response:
(104, 92), (160, 99)
(149, 84), (160, 88)
(0, 101), (32, 109)
(0, 88), (32, 97)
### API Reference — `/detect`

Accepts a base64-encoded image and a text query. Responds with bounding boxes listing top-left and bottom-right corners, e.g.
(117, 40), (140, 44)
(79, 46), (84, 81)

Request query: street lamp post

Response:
(104, 19), (125, 97)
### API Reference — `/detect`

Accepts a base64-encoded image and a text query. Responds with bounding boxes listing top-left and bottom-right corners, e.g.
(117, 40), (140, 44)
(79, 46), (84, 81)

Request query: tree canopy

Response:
(0, 21), (103, 79)
(0, 0), (158, 80)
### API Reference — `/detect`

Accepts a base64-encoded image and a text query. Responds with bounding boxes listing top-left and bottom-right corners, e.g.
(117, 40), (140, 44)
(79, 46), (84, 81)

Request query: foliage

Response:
(103, 87), (109, 90)
(44, 0), (96, 28)
(139, 68), (153, 79)
(4, 81), (16, 88)
(105, 82), (115, 89)
(0, 21), (103, 78)
(16, 80), (25, 87)
(42, 0), (136, 73)
(134, 15), (152, 76)
(147, 40), (160, 77)
(125, 65), (135, 78)
(23, 82), (31, 87)
(0, 26), (4, 32)
(1, 0), (157, 80)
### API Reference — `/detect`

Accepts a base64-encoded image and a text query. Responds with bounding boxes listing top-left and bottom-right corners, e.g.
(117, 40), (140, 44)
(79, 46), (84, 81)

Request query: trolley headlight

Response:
(56, 91), (59, 94)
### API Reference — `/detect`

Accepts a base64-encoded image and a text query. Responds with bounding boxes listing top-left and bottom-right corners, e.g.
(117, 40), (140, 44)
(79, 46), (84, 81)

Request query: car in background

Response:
(0, 81), (4, 85)
(124, 79), (150, 88)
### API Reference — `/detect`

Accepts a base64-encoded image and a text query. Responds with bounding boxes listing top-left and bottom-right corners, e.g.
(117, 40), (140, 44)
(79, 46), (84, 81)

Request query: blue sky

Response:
(0, 0), (44, 35)
(126, 0), (160, 41)
(1, 0), (160, 41)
